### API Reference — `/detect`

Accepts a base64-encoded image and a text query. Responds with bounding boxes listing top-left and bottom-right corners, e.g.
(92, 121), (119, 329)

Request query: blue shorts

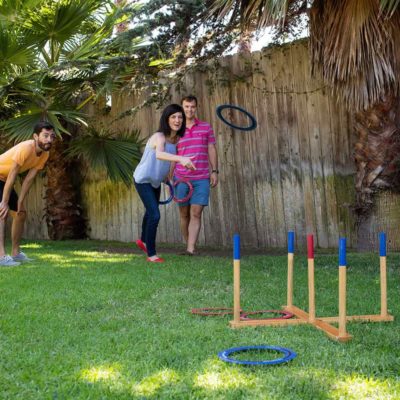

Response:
(174, 178), (210, 206)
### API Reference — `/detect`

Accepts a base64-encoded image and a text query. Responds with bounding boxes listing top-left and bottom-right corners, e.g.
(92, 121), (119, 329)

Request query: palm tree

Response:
(0, 0), (145, 239)
(207, 0), (400, 249)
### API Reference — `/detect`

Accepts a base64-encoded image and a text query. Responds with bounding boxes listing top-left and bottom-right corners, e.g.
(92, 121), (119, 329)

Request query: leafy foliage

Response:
(0, 0), (151, 182)
(66, 126), (145, 185)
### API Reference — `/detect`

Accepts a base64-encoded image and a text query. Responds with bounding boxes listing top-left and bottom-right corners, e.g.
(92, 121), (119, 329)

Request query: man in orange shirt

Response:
(0, 121), (56, 266)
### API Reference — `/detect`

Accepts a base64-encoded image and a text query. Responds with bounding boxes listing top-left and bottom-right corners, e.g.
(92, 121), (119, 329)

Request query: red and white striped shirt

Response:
(174, 119), (216, 180)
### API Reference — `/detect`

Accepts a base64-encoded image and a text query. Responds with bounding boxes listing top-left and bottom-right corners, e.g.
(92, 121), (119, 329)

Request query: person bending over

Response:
(0, 121), (56, 266)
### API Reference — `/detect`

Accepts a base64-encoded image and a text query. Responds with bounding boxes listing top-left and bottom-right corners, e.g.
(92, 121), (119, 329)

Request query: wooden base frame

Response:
(230, 233), (394, 343)
(230, 304), (394, 342)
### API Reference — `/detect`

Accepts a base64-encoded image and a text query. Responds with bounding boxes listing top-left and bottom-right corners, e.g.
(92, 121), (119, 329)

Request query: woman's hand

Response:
(180, 156), (196, 170)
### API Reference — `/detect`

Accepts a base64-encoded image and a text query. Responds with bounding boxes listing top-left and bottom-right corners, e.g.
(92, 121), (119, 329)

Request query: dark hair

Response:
(181, 95), (197, 106)
(158, 104), (186, 137)
(33, 121), (55, 134)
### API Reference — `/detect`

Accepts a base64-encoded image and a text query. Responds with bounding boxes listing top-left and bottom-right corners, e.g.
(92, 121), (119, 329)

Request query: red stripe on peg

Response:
(307, 234), (314, 259)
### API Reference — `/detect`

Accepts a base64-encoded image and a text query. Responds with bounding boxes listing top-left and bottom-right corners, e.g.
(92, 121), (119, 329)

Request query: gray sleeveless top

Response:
(133, 139), (176, 188)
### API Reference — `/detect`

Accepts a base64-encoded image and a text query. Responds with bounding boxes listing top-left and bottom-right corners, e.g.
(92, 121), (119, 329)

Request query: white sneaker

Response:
(12, 252), (33, 262)
(0, 255), (21, 267)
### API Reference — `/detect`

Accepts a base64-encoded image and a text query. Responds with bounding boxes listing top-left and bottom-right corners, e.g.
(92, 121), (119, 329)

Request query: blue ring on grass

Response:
(216, 104), (257, 131)
(159, 181), (174, 205)
(218, 345), (297, 366)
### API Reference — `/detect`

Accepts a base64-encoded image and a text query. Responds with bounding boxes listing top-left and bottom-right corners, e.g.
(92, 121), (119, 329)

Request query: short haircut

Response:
(181, 95), (197, 106)
(33, 121), (55, 134)
(158, 104), (186, 137)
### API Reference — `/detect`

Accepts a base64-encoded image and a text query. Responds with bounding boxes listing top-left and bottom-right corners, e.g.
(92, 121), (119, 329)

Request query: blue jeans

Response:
(134, 181), (161, 257)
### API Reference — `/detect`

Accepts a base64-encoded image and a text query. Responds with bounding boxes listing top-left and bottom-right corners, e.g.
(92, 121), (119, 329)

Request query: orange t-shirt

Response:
(0, 140), (49, 182)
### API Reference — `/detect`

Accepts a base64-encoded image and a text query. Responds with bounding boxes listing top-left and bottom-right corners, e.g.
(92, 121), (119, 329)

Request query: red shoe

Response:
(147, 257), (165, 263)
(135, 239), (147, 254)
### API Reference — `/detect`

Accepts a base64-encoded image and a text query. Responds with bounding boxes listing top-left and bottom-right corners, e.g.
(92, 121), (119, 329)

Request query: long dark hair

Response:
(158, 104), (186, 137)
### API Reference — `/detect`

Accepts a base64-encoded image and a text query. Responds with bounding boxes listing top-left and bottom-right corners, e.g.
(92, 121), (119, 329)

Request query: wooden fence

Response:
(24, 40), (361, 249)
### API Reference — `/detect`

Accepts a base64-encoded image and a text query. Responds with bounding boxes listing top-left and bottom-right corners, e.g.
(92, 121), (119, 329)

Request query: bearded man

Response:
(0, 121), (56, 266)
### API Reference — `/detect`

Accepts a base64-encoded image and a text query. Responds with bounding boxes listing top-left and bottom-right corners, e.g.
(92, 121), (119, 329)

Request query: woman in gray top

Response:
(133, 104), (195, 263)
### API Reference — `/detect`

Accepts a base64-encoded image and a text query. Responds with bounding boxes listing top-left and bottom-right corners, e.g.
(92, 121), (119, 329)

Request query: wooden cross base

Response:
(229, 305), (394, 343)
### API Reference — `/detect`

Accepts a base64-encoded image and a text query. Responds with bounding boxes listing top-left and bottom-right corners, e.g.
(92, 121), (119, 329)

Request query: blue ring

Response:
(159, 181), (174, 205)
(216, 104), (257, 131)
(218, 345), (297, 366)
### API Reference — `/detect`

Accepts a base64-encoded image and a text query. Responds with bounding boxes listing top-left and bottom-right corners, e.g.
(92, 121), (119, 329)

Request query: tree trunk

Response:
(44, 136), (87, 240)
(237, 29), (252, 55)
(353, 95), (400, 250)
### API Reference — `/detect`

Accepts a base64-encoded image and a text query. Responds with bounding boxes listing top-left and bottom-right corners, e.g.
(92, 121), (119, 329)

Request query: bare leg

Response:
(179, 205), (190, 244)
(11, 211), (26, 257)
(0, 218), (6, 256)
(187, 205), (204, 253)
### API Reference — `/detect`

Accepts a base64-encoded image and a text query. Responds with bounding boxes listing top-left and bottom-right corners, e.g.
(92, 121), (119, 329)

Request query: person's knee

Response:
(10, 210), (26, 222)
(179, 207), (190, 220)
(148, 210), (160, 225)
(190, 208), (203, 220)
(16, 211), (27, 221)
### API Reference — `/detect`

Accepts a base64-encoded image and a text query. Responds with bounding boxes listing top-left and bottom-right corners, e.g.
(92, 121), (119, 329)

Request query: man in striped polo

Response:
(174, 95), (219, 255)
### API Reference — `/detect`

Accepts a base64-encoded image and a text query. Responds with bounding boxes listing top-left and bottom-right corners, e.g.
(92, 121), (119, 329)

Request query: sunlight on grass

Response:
(39, 254), (66, 263)
(38, 252), (131, 266)
(81, 365), (121, 383)
(70, 251), (125, 258)
(194, 359), (254, 390)
(21, 243), (43, 249)
(331, 374), (399, 399)
(132, 369), (179, 397)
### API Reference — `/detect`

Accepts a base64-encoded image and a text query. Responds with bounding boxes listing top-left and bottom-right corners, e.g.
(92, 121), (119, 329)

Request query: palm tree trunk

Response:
(237, 28), (252, 55)
(45, 135), (87, 240)
(354, 95), (400, 250)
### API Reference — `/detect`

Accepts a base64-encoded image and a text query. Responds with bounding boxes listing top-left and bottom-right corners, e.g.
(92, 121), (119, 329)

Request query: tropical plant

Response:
(0, 0), (152, 239)
(207, 0), (400, 249)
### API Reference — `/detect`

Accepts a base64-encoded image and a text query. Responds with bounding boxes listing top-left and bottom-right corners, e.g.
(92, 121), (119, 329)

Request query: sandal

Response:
(147, 257), (165, 263)
(135, 239), (147, 254)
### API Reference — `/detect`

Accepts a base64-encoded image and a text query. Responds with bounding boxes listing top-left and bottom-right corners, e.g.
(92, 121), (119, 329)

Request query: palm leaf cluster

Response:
(0, 0), (155, 184)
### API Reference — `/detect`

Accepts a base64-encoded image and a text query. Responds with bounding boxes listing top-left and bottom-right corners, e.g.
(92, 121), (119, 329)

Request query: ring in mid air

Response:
(216, 104), (257, 131)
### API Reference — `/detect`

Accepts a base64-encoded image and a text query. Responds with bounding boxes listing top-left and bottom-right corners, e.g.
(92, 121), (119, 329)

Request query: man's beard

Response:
(37, 141), (51, 151)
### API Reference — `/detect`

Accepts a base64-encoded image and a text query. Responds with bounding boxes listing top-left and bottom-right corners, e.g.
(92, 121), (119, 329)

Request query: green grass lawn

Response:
(1, 240), (399, 399)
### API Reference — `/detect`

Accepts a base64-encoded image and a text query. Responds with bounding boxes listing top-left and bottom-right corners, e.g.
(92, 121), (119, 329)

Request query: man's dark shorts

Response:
(0, 180), (18, 211)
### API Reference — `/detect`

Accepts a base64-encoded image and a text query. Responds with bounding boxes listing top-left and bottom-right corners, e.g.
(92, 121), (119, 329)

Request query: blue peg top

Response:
(339, 237), (346, 266)
(288, 231), (295, 253)
(233, 234), (240, 260)
(379, 232), (386, 257)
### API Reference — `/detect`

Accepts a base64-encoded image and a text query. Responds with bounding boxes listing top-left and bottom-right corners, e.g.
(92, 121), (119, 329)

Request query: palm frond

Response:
(380, 0), (400, 16)
(1, 104), (87, 141)
(310, 0), (400, 110)
(65, 126), (145, 185)
(23, 0), (113, 65)
(0, 0), (42, 25)
(208, 0), (292, 28)
(0, 28), (37, 74)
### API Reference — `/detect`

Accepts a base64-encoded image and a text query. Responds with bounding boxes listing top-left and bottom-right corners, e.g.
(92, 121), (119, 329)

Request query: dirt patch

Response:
(96, 244), (287, 257)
